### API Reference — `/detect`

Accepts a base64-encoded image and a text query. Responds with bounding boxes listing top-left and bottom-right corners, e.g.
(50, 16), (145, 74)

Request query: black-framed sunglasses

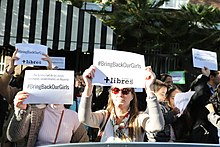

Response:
(111, 87), (132, 95)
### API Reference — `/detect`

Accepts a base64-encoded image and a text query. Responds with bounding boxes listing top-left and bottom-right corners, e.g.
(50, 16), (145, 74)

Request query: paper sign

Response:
(192, 48), (218, 70)
(50, 57), (66, 69)
(23, 70), (74, 104)
(93, 49), (145, 88)
(134, 88), (144, 92)
(15, 43), (48, 66)
(174, 91), (195, 116)
(168, 71), (185, 84)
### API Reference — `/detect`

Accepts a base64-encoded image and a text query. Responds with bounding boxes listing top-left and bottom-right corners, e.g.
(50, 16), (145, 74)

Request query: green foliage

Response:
(99, 1), (220, 54)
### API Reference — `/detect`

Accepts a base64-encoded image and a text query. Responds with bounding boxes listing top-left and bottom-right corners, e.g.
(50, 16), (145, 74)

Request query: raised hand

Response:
(83, 65), (96, 87)
(144, 66), (156, 92)
(7, 48), (19, 74)
(202, 66), (210, 77)
(42, 54), (52, 70)
(14, 91), (29, 110)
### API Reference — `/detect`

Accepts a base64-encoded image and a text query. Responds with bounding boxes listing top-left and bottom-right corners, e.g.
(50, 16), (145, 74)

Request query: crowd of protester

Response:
(1, 49), (220, 146)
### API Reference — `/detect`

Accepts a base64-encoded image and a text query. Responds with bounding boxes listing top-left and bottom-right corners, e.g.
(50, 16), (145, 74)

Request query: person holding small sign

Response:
(0, 48), (52, 146)
(78, 65), (164, 142)
(2, 48), (90, 146)
(189, 67), (220, 144)
(0, 48), (52, 105)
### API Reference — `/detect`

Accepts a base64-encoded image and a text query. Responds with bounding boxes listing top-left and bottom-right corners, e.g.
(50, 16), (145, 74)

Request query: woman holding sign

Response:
(78, 65), (164, 142)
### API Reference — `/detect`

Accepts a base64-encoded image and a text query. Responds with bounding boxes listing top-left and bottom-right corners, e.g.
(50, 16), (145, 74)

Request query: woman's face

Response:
(110, 86), (133, 109)
(167, 89), (181, 108)
(155, 86), (167, 102)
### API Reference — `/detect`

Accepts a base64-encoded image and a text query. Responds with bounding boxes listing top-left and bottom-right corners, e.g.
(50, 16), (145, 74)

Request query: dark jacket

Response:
(189, 75), (218, 144)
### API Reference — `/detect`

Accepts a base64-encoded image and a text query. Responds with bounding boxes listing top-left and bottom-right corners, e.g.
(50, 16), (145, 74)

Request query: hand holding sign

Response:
(15, 43), (48, 67)
(82, 65), (96, 97)
(145, 66), (156, 92)
(192, 48), (218, 70)
(6, 48), (19, 75)
(41, 54), (52, 70)
(93, 49), (145, 88)
(14, 91), (29, 110)
(174, 91), (195, 116)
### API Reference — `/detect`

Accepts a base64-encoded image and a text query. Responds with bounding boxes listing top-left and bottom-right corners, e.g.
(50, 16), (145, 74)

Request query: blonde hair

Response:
(106, 87), (139, 140)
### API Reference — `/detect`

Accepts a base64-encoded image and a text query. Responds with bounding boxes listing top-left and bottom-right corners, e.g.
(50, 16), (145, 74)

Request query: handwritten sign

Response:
(192, 48), (218, 70)
(93, 49), (145, 88)
(23, 70), (74, 104)
(15, 43), (48, 66)
(174, 91), (195, 116)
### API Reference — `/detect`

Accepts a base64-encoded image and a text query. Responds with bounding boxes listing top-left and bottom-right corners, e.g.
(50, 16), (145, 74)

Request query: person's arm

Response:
(78, 65), (108, 128)
(142, 66), (164, 132)
(190, 67), (210, 103)
(70, 123), (89, 142)
(6, 91), (30, 142)
(6, 105), (31, 142)
(42, 53), (53, 70)
(0, 49), (19, 104)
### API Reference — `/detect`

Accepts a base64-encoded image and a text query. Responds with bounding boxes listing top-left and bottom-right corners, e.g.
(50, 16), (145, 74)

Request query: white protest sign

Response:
(174, 91), (195, 116)
(192, 48), (218, 70)
(23, 70), (74, 104)
(50, 57), (66, 69)
(15, 43), (48, 66)
(93, 49), (145, 88)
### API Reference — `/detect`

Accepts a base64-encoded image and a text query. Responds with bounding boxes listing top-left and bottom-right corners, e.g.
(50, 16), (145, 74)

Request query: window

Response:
(160, 0), (189, 9)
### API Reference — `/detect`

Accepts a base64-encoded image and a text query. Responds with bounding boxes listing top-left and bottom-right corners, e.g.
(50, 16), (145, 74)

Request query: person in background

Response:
(166, 84), (191, 142)
(78, 65), (164, 142)
(206, 84), (220, 129)
(0, 95), (9, 138)
(189, 67), (220, 144)
(146, 80), (180, 142)
(0, 48), (53, 147)
(0, 48), (52, 105)
(160, 73), (173, 85)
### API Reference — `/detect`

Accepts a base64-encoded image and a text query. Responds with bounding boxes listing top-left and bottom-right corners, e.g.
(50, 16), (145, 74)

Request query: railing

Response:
(44, 142), (220, 147)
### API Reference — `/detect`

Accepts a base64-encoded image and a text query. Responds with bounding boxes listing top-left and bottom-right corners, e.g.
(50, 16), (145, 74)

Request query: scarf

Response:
(110, 108), (131, 142)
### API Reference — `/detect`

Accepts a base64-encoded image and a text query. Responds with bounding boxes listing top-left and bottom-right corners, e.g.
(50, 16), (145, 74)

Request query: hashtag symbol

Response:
(98, 61), (101, 66)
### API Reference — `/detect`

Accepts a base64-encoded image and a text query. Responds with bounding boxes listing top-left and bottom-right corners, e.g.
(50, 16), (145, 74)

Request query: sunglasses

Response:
(111, 87), (132, 95)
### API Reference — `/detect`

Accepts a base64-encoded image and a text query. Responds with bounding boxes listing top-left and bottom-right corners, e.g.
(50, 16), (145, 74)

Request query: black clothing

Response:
(189, 75), (218, 144)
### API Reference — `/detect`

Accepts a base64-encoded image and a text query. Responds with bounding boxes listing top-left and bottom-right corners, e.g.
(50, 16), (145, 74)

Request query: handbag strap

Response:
(95, 111), (110, 142)
(53, 110), (64, 144)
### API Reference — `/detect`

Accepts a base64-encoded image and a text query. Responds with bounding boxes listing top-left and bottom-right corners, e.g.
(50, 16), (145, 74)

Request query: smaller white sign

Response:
(50, 57), (66, 69)
(23, 70), (74, 104)
(174, 91), (195, 116)
(192, 48), (218, 70)
(15, 43), (48, 66)
(93, 49), (145, 88)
